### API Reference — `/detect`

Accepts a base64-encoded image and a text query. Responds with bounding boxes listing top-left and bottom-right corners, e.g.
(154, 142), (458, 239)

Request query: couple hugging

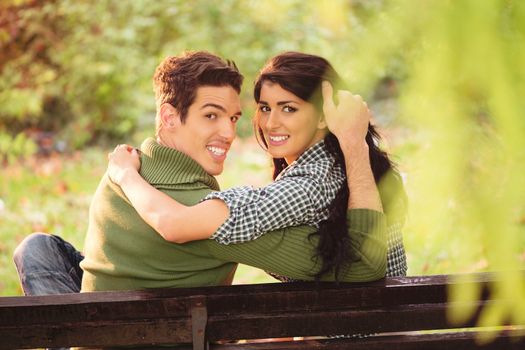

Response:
(14, 50), (407, 296)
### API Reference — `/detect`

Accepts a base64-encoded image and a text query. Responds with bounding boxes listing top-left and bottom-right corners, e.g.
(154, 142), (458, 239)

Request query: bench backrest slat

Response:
(0, 272), (523, 349)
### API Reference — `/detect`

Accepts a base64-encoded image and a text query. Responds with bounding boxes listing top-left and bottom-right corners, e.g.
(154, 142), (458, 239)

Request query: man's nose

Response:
(219, 119), (236, 142)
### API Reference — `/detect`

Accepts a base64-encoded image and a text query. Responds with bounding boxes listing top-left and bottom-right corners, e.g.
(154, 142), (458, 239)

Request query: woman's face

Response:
(257, 81), (327, 164)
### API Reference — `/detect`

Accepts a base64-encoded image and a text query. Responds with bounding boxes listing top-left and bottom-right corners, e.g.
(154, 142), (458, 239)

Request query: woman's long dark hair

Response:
(253, 52), (403, 281)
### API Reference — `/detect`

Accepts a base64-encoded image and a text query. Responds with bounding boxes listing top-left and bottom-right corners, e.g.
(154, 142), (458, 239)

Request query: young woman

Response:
(108, 52), (406, 280)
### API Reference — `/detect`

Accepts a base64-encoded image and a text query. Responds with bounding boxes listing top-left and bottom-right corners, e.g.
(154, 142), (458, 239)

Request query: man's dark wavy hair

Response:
(153, 51), (243, 131)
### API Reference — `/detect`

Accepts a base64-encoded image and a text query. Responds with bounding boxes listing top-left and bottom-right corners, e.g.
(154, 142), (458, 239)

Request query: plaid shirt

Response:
(385, 220), (407, 277)
(203, 140), (346, 245)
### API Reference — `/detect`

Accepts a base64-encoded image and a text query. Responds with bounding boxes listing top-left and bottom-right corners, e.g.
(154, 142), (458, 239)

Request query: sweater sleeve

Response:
(206, 208), (387, 282)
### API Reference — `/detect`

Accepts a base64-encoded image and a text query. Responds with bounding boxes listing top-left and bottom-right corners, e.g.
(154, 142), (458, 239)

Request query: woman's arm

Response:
(107, 146), (229, 243)
(108, 145), (329, 245)
(202, 176), (324, 245)
(322, 81), (383, 212)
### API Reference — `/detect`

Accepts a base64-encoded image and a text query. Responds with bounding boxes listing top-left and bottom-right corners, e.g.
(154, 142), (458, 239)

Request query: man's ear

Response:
(159, 103), (181, 130)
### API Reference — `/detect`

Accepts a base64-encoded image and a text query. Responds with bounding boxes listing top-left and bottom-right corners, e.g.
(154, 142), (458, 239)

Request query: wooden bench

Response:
(1, 271), (524, 349)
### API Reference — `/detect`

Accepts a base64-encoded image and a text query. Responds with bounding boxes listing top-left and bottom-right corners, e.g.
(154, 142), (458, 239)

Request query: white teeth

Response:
(269, 135), (289, 142)
(207, 146), (226, 155)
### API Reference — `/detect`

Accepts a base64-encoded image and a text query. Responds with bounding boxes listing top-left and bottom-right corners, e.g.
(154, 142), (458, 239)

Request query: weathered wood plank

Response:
(209, 330), (525, 350)
(0, 319), (193, 348)
(206, 301), (493, 340)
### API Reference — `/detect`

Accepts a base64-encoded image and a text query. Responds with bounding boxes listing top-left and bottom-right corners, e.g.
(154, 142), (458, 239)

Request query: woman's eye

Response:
(259, 105), (270, 113)
(206, 113), (217, 120)
(283, 105), (296, 113)
(231, 116), (239, 123)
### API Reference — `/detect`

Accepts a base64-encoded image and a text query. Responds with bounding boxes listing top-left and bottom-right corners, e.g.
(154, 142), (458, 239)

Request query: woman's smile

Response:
(267, 133), (290, 146)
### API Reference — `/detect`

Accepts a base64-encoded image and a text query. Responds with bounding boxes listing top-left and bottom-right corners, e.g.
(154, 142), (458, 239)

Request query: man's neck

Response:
(156, 134), (187, 160)
(156, 134), (170, 148)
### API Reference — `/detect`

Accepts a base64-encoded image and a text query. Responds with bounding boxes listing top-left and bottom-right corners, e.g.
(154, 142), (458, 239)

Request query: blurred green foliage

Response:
(1, 0), (524, 337)
(345, 0), (525, 340)
(0, 0), (396, 159)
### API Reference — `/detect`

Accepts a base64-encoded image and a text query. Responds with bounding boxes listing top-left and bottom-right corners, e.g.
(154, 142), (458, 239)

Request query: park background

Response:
(1, 0), (524, 330)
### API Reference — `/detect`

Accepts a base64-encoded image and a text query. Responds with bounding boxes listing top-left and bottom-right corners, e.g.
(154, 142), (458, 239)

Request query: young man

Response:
(13, 51), (389, 295)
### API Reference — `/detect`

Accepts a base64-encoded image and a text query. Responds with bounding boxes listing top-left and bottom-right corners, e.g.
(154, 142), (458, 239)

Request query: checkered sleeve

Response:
(384, 192), (408, 277)
(203, 176), (322, 245)
(385, 220), (407, 277)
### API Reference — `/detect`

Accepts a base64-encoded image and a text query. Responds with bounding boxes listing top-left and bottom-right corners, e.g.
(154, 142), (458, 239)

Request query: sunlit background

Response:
(1, 0), (524, 330)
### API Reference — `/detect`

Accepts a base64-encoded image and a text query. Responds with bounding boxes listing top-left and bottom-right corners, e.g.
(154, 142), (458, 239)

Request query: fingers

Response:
(339, 92), (371, 118)
(108, 144), (138, 162)
(322, 81), (367, 110)
(337, 90), (352, 101)
(322, 81), (336, 113)
(337, 90), (362, 105)
(336, 90), (353, 110)
(114, 144), (133, 151)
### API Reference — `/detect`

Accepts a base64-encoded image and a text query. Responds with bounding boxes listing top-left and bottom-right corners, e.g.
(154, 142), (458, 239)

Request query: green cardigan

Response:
(80, 138), (387, 291)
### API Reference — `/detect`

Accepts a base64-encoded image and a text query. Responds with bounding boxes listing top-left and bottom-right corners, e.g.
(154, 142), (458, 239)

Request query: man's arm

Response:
(206, 208), (387, 282)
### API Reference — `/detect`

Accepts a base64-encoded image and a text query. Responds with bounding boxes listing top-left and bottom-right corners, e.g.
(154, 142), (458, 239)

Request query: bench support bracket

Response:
(191, 296), (208, 350)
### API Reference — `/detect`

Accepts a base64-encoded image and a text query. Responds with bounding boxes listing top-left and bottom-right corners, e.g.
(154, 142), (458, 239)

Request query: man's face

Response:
(169, 86), (242, 175)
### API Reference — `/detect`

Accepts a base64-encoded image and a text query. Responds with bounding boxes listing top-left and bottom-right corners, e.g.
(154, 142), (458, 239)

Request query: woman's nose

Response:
(264, 111), (280, 130)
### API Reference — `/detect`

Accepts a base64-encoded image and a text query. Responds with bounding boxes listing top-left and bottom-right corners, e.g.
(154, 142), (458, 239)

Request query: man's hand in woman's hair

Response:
(321, 81), (372, 151)
(322, 82), (382, 211)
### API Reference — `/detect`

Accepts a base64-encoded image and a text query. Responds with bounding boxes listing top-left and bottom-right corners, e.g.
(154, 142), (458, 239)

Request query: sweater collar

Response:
(139, 138), (220, 191)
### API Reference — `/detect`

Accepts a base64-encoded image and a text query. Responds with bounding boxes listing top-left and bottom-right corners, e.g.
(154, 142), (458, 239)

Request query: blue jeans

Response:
(13, 233), (84, 350)
(13, 232), (84, 295)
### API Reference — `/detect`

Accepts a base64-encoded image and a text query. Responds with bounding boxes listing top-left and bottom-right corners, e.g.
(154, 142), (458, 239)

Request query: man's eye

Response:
(259, 105), (270, 113)
(283, 105), (296, 113)
(231, 116), (240, 123)
(206, 114), (217, 119)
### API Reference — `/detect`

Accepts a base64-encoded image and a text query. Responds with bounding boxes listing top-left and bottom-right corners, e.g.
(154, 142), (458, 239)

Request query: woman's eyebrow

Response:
(258, 100), (298, 105)
(276, 100), (297, 106)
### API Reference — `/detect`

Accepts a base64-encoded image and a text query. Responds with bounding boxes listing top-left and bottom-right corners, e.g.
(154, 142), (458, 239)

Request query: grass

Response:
(1, 148), (107, 295)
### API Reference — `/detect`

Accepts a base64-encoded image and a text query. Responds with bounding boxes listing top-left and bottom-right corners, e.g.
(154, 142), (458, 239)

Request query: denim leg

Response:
(13, 232), (84, 295)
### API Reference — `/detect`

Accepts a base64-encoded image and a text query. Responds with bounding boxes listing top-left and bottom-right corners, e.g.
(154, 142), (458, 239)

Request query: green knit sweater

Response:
(80, 138), (387, 292)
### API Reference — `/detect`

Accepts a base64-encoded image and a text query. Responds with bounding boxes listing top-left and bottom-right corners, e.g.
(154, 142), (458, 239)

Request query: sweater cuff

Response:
(346, 209), (386, 234)
(346, 208), (388, 280)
